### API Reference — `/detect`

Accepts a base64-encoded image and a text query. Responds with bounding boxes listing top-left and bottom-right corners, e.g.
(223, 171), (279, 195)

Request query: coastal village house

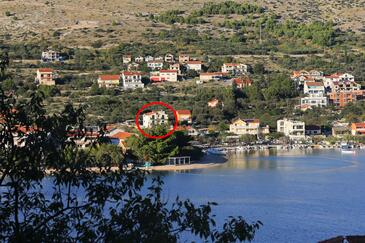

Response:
(36, 68), (55, 86)
(41, 50), (61, 63)
(169, 63), (181, 74)
(121, 71), (144, 90)
(186, 61), (202, 72)
(277, 118), (305, 140)
(122, 55), (132, 64)
(300, 94), (328, 109)
(332, 122), (350, 137)
(159, 70), (178, 82)
(154, 56), (164, 61)
(351, 123), (365, 136)
(304, 81), (325, 95)
(143, 110), (168, 128)
(176, 110), (192, 124)
(178, 54), (190, 64)
(144, 55), (154, 62)
(164, 54), (174, 63)
(229, 118), (269, 136)
(221, 63), (248, 75)
(107, 129), (133, 152)
(97, 74), (121, 88)
(305, 125), (322, 136)
(328, 90), (365, 107)
(134, 56), (144, 63)
(233, 77), (253, 89)
(147, 60), (164, 70)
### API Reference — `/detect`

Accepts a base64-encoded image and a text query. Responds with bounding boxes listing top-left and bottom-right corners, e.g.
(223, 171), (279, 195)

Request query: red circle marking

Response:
(135, 101), (179, 139)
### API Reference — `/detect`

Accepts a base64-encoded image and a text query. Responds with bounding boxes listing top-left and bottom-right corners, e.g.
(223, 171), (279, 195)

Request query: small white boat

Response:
(341, 143), (356, 154)
(206, 147), (227, 155)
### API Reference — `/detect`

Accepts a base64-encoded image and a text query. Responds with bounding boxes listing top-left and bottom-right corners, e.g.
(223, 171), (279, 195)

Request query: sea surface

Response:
(158, 149), (365, 243)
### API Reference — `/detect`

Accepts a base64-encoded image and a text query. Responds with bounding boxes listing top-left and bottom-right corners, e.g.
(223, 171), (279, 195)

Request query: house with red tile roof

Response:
(97, 74), (121, 88)
(186, 60), (202, 72)
(176, 110), (192, 124)
(351, 122), (365, 136)
(304, 81), (325, 95)
(121, 71), (144, 89)
(233, 77), (252, 88)
(159, 70), (178, 82)
(222, 63), (248, 75)
(36, 68), (55, 86)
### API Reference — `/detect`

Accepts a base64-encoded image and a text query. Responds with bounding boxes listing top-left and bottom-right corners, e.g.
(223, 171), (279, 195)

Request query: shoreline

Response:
(140, 154), (227, 171)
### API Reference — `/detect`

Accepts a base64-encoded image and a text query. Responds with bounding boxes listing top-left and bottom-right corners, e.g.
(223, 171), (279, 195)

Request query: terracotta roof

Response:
(122, 71), (142, 76)
(38, 68), (53, 72)
(110, 132), (132, 140)
(325, 72), (343, 79)
(177, 110), (191, 115)
(233, 77), (252, 85)
(160, 70), (177, 73)
(99, 75), (120, 81)
(150, 76), (165, 82)
(352, 123), (365, 129)
(305, 81), (323, 87)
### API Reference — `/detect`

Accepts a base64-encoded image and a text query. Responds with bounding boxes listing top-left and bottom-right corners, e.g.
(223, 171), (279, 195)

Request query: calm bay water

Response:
(159, 149), (365, 242)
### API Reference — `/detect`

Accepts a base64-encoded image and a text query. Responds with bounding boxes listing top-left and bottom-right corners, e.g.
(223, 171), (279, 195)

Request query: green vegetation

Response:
(0, 90), (262, 242)
(126, 125), (202, 164)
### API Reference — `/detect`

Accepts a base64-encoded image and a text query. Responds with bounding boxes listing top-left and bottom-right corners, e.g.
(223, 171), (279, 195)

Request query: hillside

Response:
(0, 0), (364, 47)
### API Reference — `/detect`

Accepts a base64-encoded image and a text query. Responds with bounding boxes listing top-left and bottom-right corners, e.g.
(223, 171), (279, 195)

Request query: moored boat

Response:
(206, 147), (227, 155)
(341, 142), (356, 154)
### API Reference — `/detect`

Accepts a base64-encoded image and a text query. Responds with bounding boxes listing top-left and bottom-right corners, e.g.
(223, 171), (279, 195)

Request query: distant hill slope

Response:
(0, 0), (364, 47)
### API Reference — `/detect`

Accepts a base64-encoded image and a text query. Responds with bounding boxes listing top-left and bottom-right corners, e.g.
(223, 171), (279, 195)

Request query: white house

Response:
(41, 50), (61, 63)
(121, 71), (144, 89)
(134, 56), (144, 63)
(144, 55), (154, 62)
(143, 110), (168, 128)
(147, 60), (164, 70)
(229, 118), (269, 136)
(221, 63), (248, 74)
(339, 73), (355, 82)
(186, 61), (202, 72)
(277, 118), (305, 140)
(300, 93), (328, 109)
(155, 56), (164, 61)
(164, 54), (174, 63)
(159, 70), (178, 82)
(303, 81), (325, 95)
(97, 74), (121, 88)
